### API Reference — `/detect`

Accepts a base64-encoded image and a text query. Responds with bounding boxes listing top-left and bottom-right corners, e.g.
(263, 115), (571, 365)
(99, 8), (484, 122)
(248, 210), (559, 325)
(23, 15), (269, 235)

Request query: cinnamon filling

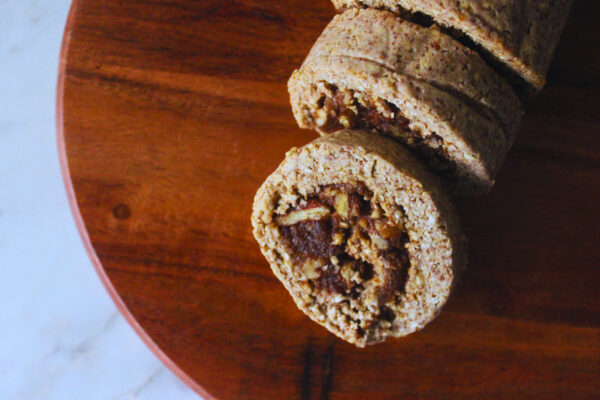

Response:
(316, 86), (411, 134)
(311, 84), (455, 176)
(276, 183), (410, 329)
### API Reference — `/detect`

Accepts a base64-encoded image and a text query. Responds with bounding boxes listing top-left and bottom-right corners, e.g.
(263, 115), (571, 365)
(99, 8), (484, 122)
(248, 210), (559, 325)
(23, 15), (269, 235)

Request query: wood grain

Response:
(57, 0), (600, 398)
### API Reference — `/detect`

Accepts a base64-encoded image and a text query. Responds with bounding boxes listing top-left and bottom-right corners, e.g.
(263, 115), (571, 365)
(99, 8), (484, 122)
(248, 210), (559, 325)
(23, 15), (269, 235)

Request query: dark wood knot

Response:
(112, 203), (131, 220)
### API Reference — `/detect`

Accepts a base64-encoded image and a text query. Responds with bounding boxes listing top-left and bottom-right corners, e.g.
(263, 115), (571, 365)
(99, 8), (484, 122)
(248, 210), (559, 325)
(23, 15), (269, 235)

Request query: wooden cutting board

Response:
(57, 0), (600, 398)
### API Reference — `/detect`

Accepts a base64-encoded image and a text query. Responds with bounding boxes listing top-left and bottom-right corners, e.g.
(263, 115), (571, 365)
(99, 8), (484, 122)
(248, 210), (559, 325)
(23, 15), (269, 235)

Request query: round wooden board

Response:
(57, 0), (600, 399)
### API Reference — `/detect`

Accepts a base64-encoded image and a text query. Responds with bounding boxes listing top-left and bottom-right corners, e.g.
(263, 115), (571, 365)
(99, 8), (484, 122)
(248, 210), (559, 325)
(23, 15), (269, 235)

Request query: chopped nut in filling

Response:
(276, 182), (411, 338)
(309, 83), (456, 177)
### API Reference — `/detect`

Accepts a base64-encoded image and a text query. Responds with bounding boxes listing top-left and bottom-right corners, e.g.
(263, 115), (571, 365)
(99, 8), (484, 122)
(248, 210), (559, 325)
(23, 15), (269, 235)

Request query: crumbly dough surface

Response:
(252, 130), (467, 347)
(308, 9), (523, 144)
(332, 0), (574, 90)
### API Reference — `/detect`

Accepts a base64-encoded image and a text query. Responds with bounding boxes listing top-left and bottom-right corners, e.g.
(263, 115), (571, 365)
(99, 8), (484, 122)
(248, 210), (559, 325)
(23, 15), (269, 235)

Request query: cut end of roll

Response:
(252, 130), (466, 346)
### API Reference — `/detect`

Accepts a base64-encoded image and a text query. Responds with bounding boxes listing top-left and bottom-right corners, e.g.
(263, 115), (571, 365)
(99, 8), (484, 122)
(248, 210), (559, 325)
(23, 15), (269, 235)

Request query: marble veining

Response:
(0, 1), (200, 398)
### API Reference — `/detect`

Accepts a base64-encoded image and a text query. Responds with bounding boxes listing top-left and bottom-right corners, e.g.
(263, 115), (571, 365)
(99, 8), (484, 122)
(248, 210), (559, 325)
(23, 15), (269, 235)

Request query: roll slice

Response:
(332, 0), (574, 92)
(252, 130), (466, 347)
(289, 9), (519, 194)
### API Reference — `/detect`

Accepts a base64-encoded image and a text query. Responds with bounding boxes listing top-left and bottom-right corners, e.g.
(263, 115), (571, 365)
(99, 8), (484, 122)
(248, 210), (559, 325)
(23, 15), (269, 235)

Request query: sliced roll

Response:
(252, 130), (467, 347)
(289, 8), (520, 194)
(332, 0), (574, 92)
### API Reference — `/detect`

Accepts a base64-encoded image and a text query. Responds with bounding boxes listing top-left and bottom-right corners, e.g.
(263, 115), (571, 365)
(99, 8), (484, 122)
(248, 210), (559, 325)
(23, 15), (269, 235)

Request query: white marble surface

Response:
(0, 1), (201, 399)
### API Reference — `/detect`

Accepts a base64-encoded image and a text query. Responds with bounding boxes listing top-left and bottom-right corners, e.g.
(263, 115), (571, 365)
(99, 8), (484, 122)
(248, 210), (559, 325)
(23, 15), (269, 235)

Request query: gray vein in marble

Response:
(72, 311), (120, 357)
(109, 367), (165, 400)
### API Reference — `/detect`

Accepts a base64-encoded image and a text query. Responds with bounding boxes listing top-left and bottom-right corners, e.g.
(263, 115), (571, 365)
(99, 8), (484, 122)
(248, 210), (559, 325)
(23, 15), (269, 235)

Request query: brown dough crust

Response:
(333, 0), (574, 90)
